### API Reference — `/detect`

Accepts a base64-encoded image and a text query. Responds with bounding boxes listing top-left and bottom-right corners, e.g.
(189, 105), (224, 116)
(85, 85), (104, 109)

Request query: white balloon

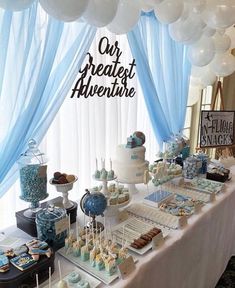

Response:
(202, 0), (235, 29)
(190, 76), (204, 88)
(188, 36), (215, 67)
(39, 0), (88, 22)
(188, 83), (202, 105)
(212, 32), (231, 53)
(107, 0), (141, 35)
(226, 26), (235, 48)
(191, 65), (217, 87)
(210, 52), (235, 77)
(146, 0), (164, 5)
(185, 0), (206, 14)
(139, 0), (153, 12)
(203, 26), (216, 37)
(0, 0), (35, 11)
(169, 13), (203, 44)
(154, 0), (184, 24)
(201, 72), (217, 87)
(139, 0), (164, 12)
(83, 0), (119, 27)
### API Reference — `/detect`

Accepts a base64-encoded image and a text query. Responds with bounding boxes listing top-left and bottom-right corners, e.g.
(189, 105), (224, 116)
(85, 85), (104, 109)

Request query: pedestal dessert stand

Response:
(93, 176), (117, 195)
(49, 176), (78, 209)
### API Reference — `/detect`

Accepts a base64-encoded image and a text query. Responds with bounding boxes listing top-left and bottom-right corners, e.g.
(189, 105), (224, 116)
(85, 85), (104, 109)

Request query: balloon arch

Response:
(1, 0), (235, 87)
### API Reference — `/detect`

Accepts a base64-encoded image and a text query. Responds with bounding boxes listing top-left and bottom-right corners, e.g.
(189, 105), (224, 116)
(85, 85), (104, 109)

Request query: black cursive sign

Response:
(71, 36), (136, 98)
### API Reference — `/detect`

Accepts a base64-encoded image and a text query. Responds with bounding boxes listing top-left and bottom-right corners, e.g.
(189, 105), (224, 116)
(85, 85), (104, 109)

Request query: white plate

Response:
(111, 217), (170, 255)
(41, 267), (101, 288)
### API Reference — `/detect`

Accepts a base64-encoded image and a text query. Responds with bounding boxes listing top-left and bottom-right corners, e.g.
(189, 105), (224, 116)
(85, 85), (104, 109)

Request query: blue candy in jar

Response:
(36, 206), (68, 250)
(183, 157), (198, 179)
(194, 152), (209, 174)
(17, 139), (48, 204)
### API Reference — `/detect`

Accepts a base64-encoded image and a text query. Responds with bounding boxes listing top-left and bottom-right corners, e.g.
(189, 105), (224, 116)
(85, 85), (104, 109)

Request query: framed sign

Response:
(200, 110), (235, 148)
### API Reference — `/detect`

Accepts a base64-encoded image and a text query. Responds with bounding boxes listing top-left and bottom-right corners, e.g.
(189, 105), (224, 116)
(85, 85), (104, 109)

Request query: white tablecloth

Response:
(3, 167), (235, 288)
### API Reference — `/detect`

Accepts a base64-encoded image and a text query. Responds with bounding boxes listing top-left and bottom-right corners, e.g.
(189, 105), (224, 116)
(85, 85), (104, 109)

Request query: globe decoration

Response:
(133, 131), (145, 146)
(80, 189), (107, 231)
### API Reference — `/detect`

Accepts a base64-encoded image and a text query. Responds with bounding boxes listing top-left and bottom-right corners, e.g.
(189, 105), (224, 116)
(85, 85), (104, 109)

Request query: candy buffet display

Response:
(159, 194), (203, 217)
(42, 268), (101, 288)
(113, 131), (149, 188)
(17, 139), (48, 218)
(182, 178), (224, 194)
(58, 226), (133, 285)
(111, 217), (168, 255)
(50, 172), (78, 209)
(36, 205), (68, 250)
(80, 189), (107, 231)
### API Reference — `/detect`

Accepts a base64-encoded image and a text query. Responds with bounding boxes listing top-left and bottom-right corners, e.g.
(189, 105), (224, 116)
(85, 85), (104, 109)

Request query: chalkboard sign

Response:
(200, 110), (235, 148)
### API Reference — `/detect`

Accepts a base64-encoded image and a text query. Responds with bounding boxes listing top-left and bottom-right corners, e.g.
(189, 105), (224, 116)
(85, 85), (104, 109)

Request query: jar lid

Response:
(36, 205), (66, 222)
(18, 139), (47, 165)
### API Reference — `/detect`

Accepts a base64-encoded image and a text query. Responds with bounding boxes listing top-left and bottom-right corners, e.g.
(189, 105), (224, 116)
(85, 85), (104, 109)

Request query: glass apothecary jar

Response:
(183, 157), (199, 179)
(36, 205), (68, 250)
(194, 151), (209, 174)
(17, 139), (48, 218)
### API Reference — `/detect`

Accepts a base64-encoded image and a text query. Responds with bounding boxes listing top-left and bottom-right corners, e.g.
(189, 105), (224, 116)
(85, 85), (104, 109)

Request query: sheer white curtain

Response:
(0, 28), (159, 229)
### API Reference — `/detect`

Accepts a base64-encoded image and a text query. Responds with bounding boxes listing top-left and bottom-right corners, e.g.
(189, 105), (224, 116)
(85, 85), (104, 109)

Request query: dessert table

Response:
(3, 167), (235, 288)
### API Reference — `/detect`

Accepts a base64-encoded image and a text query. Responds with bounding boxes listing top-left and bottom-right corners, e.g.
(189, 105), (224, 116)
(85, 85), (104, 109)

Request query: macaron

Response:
(54, 172), (61, 180)
(66, 175), (76, 183)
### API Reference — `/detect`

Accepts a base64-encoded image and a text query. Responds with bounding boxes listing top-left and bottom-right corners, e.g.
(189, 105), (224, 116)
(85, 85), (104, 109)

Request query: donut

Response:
(68, 271), (81, 284)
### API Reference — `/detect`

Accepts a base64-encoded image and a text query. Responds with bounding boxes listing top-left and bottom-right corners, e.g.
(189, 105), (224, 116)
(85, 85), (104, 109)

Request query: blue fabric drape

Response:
(0, 3), (96, 197)
(127, 11), (191, 147)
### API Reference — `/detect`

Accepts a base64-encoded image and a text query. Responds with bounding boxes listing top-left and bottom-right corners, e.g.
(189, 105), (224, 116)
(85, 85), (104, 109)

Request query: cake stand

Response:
(49, 176), (78, 209)
(115, 178), (141, 195)
(93, 176), (117, 195)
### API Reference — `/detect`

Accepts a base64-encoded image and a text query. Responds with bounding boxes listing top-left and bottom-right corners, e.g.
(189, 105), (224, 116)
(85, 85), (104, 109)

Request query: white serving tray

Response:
(58, 248), (118, 285)
(58, 248), (137, 285)
(41, 267), (101, 288)
(174, 186), (213, 203)
(111, 217), (170, 255)
(126, 203), (181, 229)
(182, 178), (224, 195)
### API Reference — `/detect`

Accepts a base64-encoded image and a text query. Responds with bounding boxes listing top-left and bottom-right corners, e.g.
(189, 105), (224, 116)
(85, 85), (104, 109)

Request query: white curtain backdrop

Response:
(0, 28), (159, 230)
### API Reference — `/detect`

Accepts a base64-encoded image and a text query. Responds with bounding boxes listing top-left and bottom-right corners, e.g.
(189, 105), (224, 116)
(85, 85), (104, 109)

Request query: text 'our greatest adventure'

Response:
(71, 36), (136, 98)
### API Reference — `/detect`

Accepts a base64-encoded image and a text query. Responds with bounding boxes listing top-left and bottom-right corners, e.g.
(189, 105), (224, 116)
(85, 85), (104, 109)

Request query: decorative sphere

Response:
(82, 191), (107, 217)
(133, 131), (145, 146)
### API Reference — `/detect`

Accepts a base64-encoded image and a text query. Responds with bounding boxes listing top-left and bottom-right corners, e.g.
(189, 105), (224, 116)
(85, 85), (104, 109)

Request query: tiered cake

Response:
(113, 132), (149, 184)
